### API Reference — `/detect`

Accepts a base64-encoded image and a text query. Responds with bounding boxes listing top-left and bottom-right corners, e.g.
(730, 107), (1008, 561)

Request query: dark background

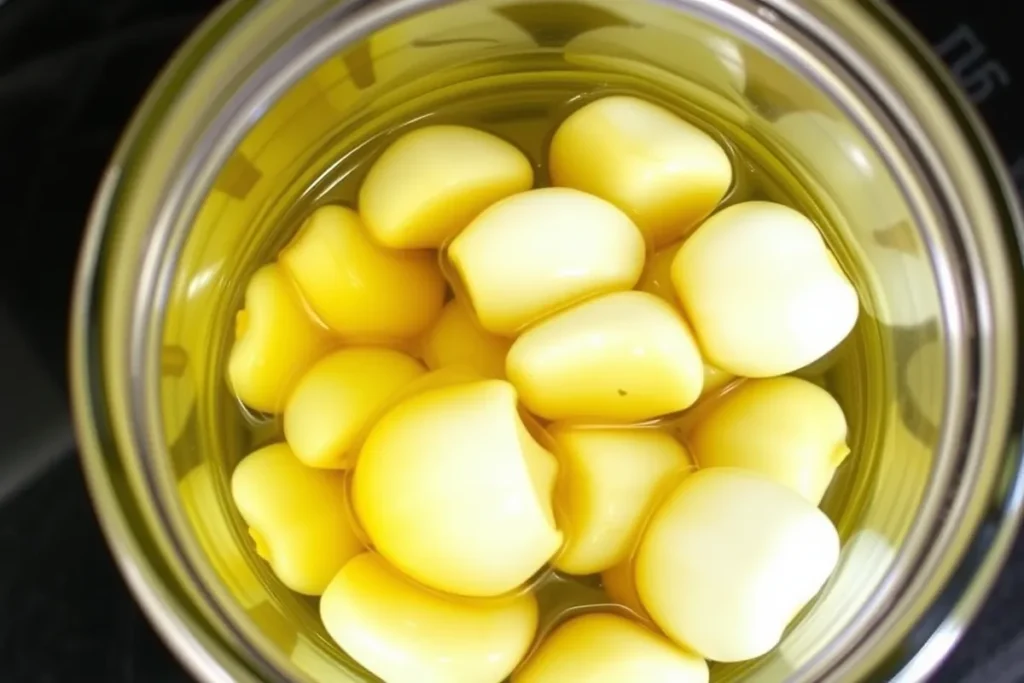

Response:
(1, 0), (1023, 680)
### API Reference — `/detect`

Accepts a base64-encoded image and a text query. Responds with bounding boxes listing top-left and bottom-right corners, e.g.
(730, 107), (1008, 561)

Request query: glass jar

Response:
(68, 0), (1024, 681)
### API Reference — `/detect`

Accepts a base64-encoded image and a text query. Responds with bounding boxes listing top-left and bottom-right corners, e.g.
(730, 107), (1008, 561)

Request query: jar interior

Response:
(159, 0), (945, 680)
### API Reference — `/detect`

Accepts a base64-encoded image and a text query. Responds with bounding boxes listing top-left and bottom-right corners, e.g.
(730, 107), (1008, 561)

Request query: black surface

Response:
(0, 458), (186, 683)
(0, 0), (215, 382)
(0, 0), (216, 680)
(1, 0), (1024, 681)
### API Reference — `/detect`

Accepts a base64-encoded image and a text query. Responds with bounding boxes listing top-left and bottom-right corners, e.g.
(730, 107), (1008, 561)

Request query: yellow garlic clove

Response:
(506, 291), (704, 422)
(777, 530), (895, 667)
(283, 348), (425, 469)
(637, 239), (682, 305)
(180, 464), (267, 609)
(635, 468), (840, 662)
(231, 443), (363, 595)
(550, 426), (693, 575)
(638, 243), (734, 399)
(353, 379), (563, 597)
(549, 95), (732, 248)
(421, 300), (513, 379)
(448, 187), (645, 336)
(672, 201), (859, 377)
(322, 553), (538, 683)
(513, 612), (708, 683)
(227, 264), (331, 414)
(601, 561), (648, 619)
(279, 205), (446, 340)
(701, 363), (735, 397)
(687, 376), (849, 503)
(383, 365), (487, 410)
(359, 125), (534, 249)
(637, 241), (734, 399)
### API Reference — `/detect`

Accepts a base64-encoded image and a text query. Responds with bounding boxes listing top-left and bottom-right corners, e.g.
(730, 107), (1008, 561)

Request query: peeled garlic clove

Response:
(635, 468), (840, 662)
(448, 187), (645, 336)
(279, 205), (446, 340)
(637, 239), (682, 305)
(514, 612), (708, 683)
(283, 348), (425, 469)
(687, 376), (849, 503)
(359, 125), (534, 249)
(638, 245), (733, 400)
(227, 264), (331, 413)
(506, 291), (704, 422)
(701, 363), (734, 397)
(637, 242), (733, 396)
(551, 427), (693, 575)
(601, 561), (647, 619)
(672, 201), (859, 377)
(421, 300), (512, 379)
(778, 530), (895, 666)
(180, 464), (267, 609)
(353, 379), (563, 597)
(549, 96), (732, 248)
(231, 443), (363, 595)
(383, 366), (487, 410)
(322, 553), (538, 683)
